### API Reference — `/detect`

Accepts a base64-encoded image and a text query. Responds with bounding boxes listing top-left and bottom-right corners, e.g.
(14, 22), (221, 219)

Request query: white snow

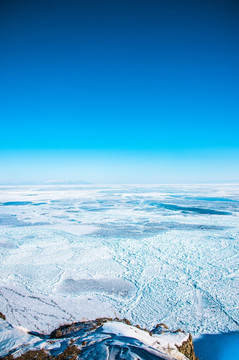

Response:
(0, 317), (190, 359)
(0, 319), (41, 357)
(0, 184), (238, 338)
(103, 321), (189, 359)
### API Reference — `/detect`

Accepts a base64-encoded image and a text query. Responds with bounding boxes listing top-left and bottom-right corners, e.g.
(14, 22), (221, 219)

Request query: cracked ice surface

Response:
(0, 184), (238, 334)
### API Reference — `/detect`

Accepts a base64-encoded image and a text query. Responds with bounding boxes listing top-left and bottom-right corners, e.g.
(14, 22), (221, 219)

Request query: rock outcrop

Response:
(0, 316), (199, 360)
(176, 334), (199, 360)
(0, 312), (6, 321)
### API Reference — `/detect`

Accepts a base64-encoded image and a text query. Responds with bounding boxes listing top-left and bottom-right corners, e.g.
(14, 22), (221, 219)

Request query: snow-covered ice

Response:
(0, 184), (238, 341)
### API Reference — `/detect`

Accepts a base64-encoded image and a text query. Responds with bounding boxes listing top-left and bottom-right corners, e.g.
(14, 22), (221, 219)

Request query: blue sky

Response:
(0, 0), (239, 183)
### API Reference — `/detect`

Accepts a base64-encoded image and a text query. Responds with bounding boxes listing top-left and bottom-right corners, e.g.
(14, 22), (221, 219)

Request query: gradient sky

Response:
(0, 0), (239, 183)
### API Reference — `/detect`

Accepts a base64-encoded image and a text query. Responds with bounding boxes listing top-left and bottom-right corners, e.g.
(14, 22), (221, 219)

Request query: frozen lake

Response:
(0, 184), (238, 351)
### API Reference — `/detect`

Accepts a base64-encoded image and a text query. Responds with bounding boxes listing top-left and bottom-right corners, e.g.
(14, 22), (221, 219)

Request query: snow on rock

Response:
(0, 319), (41, 357)
(102, 321), (191, 360)
(0, 317), (197, 360)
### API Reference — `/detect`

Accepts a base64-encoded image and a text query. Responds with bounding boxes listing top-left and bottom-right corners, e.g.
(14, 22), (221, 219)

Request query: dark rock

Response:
(176, 334), (199, 360)
(0, 312), (6, 320)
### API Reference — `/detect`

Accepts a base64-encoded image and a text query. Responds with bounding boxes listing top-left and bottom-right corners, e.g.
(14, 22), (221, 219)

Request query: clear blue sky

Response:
(0, 0), (238, 183)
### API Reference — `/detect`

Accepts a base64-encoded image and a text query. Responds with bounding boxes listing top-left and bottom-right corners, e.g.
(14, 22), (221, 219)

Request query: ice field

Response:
(0, 184), (238, 340)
